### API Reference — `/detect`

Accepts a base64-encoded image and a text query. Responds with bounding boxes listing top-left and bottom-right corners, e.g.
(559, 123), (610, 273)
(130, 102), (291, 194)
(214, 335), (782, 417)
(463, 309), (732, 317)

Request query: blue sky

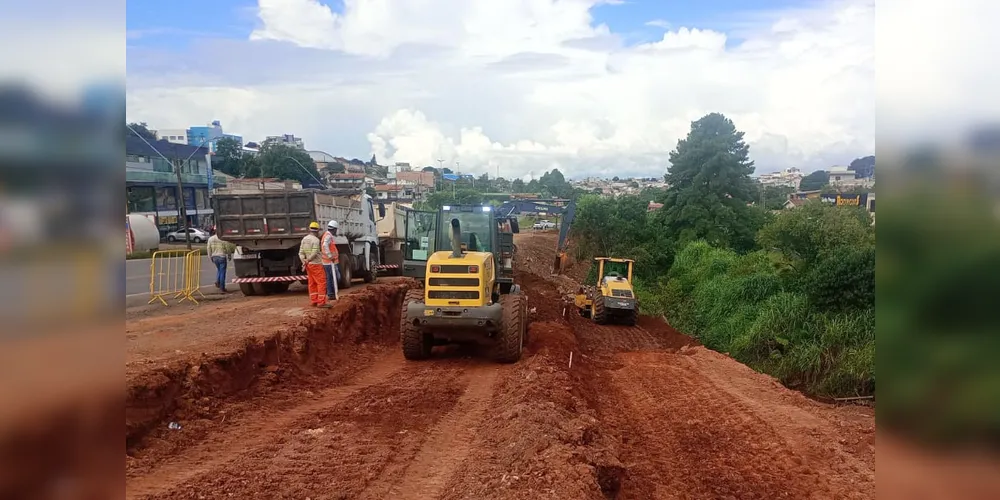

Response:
(127, 0), (808, 50)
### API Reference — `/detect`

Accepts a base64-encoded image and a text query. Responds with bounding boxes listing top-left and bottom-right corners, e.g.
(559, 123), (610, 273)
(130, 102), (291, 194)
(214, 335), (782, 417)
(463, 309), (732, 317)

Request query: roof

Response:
(126, 135), (208, 159)
(331, 173), (366, 179)
(784, 198), (808, 208)
(375, 184), (404, 191)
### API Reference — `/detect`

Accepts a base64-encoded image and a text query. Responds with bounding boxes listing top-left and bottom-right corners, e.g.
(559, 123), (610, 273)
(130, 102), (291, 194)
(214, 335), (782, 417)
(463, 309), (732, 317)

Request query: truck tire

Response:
(339, 254), (353, 289)
(492, 294), (525, 363)
(593, 294), (608, 325)
(264, 282), (290, 294)
(252, 283), (268, 296)
(239, 283), (256, 296)
(400, 289), (431, 360)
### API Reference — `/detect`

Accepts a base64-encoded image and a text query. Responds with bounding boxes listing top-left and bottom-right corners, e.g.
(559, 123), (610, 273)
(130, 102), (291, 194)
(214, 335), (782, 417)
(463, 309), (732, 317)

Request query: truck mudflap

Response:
(231, 275), (308, 283)
(405, 301), (504, 331)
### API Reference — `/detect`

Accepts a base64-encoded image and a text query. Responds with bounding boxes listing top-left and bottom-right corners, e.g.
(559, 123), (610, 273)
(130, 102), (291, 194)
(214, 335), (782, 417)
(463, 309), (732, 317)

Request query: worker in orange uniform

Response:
(299, 222), (329, 308)
(321, 220), (340, 301)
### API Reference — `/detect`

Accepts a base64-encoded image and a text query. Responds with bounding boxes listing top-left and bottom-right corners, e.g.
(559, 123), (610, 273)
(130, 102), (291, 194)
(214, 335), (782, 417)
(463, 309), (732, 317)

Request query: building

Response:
(329, 173), (367, 190)
(828, 165), (875, 189)
(155, 128), (188, 145)
(647, 201), (664, 212)
(758, 167), (803, 189)
(374, 183), (426, 202)
(186, 120), (243, 154)
(264, 134), (305, 149)
(125, 136), (226, 236)
(396, 170), (435, 188)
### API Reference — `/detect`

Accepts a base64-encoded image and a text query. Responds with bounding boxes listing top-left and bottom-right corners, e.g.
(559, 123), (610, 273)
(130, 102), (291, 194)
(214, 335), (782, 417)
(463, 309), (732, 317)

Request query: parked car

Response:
(164, 227), (210, 243)
(532, 220), (556, 230)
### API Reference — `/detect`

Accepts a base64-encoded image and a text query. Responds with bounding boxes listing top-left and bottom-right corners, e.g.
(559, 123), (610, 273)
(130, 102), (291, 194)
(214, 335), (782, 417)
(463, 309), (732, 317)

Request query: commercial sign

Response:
(821, 193), (867, 208)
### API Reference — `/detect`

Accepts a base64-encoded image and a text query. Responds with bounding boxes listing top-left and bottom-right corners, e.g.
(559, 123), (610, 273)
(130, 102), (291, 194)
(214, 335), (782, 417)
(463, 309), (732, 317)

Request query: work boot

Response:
(317, 303), (331, 309)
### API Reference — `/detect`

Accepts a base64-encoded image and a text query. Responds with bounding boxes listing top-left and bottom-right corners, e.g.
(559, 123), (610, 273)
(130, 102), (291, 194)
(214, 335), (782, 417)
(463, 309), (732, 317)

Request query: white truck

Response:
(374, 201), (437, 277)
(213, 188), (383, 296)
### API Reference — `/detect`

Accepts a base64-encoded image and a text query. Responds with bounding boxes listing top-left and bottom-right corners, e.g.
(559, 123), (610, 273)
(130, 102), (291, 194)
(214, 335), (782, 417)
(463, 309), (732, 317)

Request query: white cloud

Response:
(127, 0), (876, 179)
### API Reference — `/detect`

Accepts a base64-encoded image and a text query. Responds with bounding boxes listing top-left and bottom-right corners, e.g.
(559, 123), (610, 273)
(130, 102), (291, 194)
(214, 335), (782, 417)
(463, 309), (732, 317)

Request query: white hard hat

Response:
(327, 220), (339, 229)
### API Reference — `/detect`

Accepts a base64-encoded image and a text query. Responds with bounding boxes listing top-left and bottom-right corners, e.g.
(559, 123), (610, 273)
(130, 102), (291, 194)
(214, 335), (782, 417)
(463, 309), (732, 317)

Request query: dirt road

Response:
(124, 233), (874, 499)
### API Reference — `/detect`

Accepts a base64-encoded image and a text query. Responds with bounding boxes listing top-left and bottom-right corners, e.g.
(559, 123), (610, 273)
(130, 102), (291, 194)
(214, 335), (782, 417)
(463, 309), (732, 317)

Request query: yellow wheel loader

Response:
(399, 205), (528, 363)
(574, 257), (638, 326)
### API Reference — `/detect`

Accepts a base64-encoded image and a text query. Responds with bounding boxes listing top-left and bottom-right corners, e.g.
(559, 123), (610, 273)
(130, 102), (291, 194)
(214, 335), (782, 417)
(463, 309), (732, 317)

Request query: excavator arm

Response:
(552, 200), (576, 274)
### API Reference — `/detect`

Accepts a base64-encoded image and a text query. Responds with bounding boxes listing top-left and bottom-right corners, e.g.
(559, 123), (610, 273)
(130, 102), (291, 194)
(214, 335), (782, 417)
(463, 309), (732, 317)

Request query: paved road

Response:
(126, 255), (231, 296)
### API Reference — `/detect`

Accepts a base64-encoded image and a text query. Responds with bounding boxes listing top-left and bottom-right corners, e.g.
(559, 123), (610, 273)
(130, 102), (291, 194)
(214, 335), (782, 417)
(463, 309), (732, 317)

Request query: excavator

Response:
(399, 205), (528, 363)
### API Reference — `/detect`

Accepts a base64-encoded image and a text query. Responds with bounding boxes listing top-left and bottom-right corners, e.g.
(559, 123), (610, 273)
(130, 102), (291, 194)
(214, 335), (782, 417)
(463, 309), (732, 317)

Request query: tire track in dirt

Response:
(383, 366), (501, 500)
(126, 352), (407, 499)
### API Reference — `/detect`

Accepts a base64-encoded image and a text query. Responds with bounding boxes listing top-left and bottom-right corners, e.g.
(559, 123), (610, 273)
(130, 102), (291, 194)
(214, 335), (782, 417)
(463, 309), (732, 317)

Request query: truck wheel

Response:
(264, 282), (290, 294)
(400, 289), (431, 360)
(239, 283), (256, 296)
(339, 255), (354, 289)
(593, 294), (608, 325)
(252, 283), (268, 296)
(492, 294), (525, 363)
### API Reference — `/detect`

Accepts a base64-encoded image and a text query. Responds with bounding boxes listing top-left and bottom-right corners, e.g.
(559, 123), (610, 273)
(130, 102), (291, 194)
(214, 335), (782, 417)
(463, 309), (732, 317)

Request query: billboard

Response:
(821, 193), (874, 212)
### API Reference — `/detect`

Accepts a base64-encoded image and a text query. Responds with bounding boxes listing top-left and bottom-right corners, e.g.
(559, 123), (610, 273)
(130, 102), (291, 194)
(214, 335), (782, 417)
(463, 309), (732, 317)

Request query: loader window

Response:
(602, 261), (630, 280)
(439, 212), (492, 254)
(405, 210), (436, 261)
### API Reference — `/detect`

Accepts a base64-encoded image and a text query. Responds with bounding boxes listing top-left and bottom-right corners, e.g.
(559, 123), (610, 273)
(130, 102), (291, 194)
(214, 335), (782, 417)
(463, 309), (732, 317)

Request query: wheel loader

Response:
(575, 257), (638, 326)
(399, 205), (528, 363)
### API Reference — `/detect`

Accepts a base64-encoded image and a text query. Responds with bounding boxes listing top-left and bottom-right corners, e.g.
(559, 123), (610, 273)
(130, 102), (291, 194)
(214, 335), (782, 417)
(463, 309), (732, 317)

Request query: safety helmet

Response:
(327, 220), (339, 229)
(308, 221), (320, 230)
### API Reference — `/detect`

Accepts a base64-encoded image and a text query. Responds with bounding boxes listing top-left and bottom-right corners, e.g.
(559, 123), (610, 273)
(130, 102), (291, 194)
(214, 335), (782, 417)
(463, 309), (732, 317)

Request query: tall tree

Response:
(257, 143), (322, 185)
(848, 155), (875, 179)
(127, 121), (157, 142)
(212, 136), (245, 176)
(658, 112), (765, 252)
(511, 178), (525, 192)
(799, 170), (829, 191)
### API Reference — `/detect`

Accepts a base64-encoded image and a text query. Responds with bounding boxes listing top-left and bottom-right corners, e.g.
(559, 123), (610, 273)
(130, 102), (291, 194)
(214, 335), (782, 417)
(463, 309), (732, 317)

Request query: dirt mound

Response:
(125, 281), (415, 456)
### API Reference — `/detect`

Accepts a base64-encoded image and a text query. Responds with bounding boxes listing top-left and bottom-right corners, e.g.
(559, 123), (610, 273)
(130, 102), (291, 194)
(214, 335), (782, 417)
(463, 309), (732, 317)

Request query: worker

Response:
(206, 227), (232, 293)
(299, 222), (329, 308)
(321, 220), (340, 301)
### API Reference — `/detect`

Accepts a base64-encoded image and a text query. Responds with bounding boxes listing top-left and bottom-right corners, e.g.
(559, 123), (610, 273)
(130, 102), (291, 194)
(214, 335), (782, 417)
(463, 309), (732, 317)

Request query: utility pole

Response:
(173, 144), (193, 250)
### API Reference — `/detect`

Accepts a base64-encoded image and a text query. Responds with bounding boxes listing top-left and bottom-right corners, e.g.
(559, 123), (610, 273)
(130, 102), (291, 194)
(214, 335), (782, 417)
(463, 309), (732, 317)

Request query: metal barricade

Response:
(148, 249), (204, 305)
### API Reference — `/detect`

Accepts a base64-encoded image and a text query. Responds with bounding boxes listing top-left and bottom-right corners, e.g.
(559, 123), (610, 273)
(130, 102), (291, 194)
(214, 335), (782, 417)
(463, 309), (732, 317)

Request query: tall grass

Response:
(655, 241), (875, 397)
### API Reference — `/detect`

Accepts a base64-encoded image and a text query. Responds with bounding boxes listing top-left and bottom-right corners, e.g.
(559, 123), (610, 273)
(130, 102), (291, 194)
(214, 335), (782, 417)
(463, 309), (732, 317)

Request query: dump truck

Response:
(374, 202), (438, 277)
(575, 257), (638, 325)
(399, 205), (526, 363)
(213, 188), (382, 296)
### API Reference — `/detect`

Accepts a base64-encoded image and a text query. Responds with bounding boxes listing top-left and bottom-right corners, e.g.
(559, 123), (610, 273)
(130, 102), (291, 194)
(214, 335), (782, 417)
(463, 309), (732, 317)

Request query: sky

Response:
(122, 0), (876, 180)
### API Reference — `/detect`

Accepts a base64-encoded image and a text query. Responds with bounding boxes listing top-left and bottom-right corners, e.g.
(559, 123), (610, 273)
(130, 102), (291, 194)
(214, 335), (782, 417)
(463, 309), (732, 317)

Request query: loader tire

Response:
(339, 254), (354, 289)
(493, 294), (525, 363)
(239, 283), (256, 296)
(593, 294), (608, 325)
(400, 289), (431, 360)
(624, 308), (638, 326)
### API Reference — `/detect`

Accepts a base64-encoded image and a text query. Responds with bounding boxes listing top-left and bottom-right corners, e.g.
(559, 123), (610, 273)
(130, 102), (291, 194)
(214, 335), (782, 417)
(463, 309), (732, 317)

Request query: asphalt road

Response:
(125, 254), (231, 297)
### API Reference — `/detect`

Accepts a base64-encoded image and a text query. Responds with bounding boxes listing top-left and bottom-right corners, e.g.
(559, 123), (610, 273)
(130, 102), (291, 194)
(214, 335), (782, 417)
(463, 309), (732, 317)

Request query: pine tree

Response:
(658, 112), (766, 252)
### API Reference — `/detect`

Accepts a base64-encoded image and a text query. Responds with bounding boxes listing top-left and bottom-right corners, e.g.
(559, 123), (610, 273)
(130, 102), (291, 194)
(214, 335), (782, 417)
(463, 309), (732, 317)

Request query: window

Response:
(438, 211), (492, 253)
(127, 186), (155, 212)
(405, 210), (437, 261)
(196, 189), (209, 209)
(156, 187), (177, 210)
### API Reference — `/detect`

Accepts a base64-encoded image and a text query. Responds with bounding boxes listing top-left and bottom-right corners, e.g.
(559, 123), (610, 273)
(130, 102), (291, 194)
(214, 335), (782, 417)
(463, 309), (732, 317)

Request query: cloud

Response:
(127, 0), (876, 179)
(645, 19), (671, 29)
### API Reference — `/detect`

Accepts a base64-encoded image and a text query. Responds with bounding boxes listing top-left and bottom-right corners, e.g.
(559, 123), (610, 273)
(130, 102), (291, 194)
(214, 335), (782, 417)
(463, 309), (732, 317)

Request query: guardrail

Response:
(148, 249), (204, 305)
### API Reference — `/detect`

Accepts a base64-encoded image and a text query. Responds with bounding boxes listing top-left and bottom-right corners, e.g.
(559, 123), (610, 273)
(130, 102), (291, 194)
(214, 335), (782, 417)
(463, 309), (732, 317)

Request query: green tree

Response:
(658, 112), (765, 252)
(322, 162), (347, 175)
(848, 155), (875, 179)
(127, 122), (157, 142)
(756, 201), (874, 269)
(799, 170), (829, 191)
(762, 184), (795, 210)
(256, 143), (321, 185)
(538, 169), (574, 198)
(212, 136), (245, 176)
(511, 178), (526, 192)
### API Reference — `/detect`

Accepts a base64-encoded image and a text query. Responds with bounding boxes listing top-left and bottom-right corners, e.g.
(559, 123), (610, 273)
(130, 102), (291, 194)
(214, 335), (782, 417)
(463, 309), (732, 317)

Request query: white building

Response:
(828, 165), (874, 189)
(758, 167), (803, 189)
(264, 134), (305, 149)
(155, 129), (188, 145)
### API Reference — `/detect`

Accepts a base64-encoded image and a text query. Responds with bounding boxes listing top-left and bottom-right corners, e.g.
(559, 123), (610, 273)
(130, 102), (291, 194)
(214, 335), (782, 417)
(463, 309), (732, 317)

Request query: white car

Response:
(532, 220), (556, 230)
(165, 227), (210, 243)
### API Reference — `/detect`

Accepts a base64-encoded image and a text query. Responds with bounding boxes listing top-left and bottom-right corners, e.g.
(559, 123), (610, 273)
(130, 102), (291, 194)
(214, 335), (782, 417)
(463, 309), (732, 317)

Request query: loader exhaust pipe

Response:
(450, 218), (463, 257)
